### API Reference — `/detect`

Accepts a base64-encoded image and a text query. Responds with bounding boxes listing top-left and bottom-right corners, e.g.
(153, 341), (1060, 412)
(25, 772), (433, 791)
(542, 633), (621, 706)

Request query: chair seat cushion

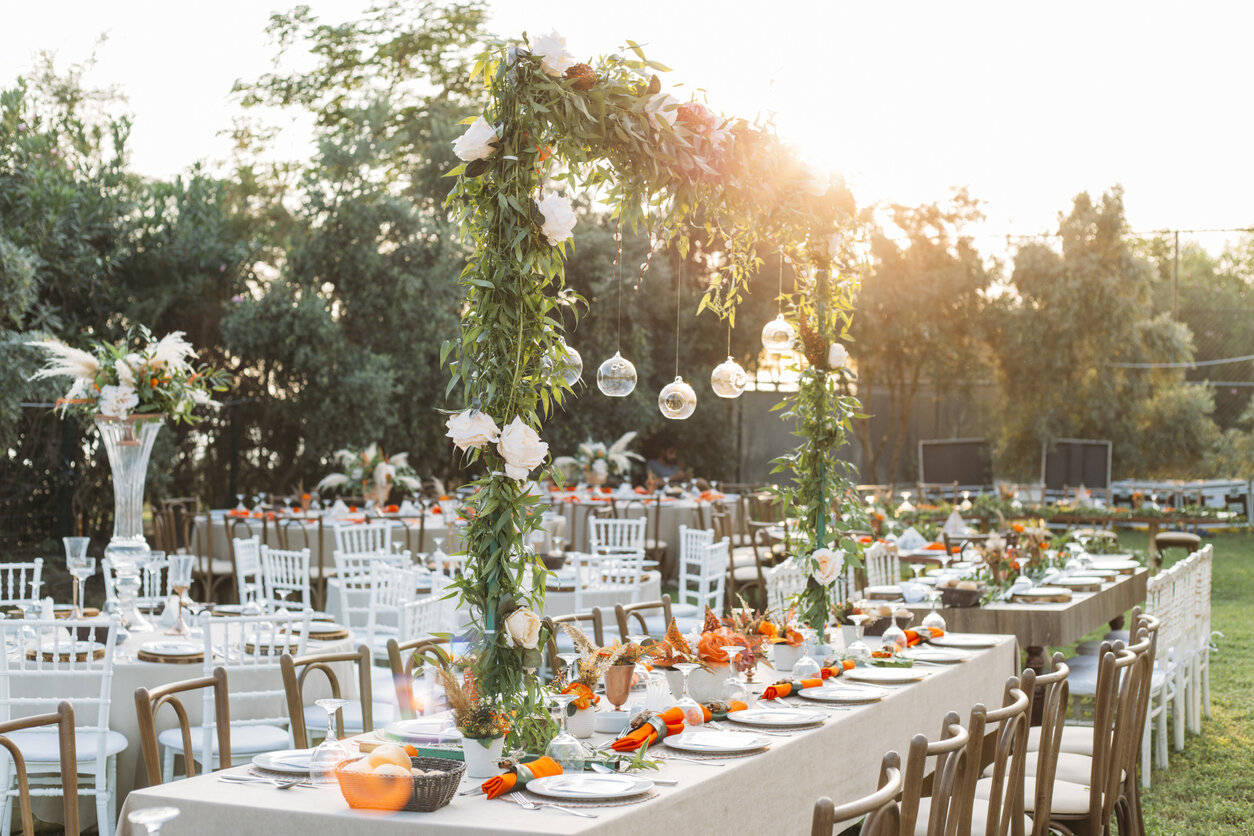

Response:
(731, 566), (761, 582)
(997, 750), (1095, 786)
(304, 701), (396, 733)
(1154, 531), (1201, 548)
(973, 774), (1091, 816)
(9, 729), (128, 762)
(1026, 725), (1094, 756)
(159, 723), (289, 754)
(912, 794), (1033, 835)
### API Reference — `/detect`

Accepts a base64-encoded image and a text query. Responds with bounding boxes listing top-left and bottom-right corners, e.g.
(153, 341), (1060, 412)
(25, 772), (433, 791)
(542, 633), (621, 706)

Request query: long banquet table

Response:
(118, 634), (1018, 836)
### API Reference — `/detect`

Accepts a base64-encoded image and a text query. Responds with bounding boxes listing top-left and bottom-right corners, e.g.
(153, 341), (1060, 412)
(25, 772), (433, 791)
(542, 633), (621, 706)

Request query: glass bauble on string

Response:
(596, 351), (637, 397)
(760, 314), (796, 353)
(542, 339), (583, 386)
(710, 356), (748, 399)
(658, 376), (697, 419)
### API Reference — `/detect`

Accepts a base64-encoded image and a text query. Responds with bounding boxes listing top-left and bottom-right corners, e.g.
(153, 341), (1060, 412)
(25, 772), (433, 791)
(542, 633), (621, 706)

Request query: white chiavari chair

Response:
(364, 564), (420, 657)
(333, 521), (395, 557)
(232, 535), (263, 606)
(0, 617), (123, 836)
(588, 517), (646, 554)
(332, 550), (409, 635)
(863, 542), (902, 590)
(157, 610), (311, 782)
(675, 526), (715, 618)
(0, 561), (42, 609)
(571, 548), (645, 613)
(259, 545), (313, 610)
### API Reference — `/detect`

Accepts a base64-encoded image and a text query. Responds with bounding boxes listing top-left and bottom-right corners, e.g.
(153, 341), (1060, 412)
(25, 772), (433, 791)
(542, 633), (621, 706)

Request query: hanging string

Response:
(615, 213), (623, 347)
(726, 318), (731, 357)
(778, 247), (785, 315)
(674, 255), (682, 377)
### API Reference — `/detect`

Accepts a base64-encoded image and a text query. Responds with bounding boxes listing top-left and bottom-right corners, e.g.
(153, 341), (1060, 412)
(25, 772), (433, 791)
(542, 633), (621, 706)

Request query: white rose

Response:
(504, 608), (542, 649)
(497, 416), (549, 481)
(828, 342), (849, 370)
(452, 116), (499, 162)
(445, 410), (501, 452)
(811, 547), (845, 586)
(532, 30), (577, 76)
(536, 193), (577, 246)
(644, 92), (679, 130)
(97, 384), (138, 419)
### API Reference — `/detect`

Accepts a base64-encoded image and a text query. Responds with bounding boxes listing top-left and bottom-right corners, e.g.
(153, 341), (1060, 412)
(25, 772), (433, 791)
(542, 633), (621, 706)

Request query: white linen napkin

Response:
(941, 510), (970, 537)
(398, 499), (418, 515)
(329, 499), (350, 517)
(896, 527), (928, 551)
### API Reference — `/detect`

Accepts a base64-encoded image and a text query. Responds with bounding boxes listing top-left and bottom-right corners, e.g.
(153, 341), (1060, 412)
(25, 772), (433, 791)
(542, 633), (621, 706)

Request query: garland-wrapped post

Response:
(442, 30), (865, 746)
(773, 236), (868, 634)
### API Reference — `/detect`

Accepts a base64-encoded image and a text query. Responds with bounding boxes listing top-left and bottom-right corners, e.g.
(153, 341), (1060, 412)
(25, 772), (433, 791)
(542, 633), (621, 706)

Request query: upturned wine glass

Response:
(545, 693), (585, 772)
(846, 613), (872, 660)
(921, 589), (947, 634)
(308, 698), (351, 786)
(718, 646), (749, 704)
(673, 662), (705, 728)
(792, 628), (822, 680)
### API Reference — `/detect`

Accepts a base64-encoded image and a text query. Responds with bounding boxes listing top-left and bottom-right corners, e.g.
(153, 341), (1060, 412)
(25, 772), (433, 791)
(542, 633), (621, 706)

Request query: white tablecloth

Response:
(118, 635), (1018, 836)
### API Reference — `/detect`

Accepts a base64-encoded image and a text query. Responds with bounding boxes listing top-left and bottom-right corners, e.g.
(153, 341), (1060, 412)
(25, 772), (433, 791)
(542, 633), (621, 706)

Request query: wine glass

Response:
(128, 806), (180, 835)
(62, 537), (90, 616)
(792, 628), (822, 680)
(431, 538), (447, 573)
(846, 613), (871, 660)
(235, 493), (247, 511)
(165, 554), (196, 636)
(882, 610), (912, 654)
(68, 556), (96, 620)
(308, 698), (351, 786)
(719, 646), (749, 704)
(545, 693), (585, 772)
(672, 662), (704, 728)
(556, 652), (579, 687)
(921, 589), (947, 635)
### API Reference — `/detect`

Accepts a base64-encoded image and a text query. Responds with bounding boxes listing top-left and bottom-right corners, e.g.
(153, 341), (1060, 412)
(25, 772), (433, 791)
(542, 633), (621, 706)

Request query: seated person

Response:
(646, 445), (691, 484)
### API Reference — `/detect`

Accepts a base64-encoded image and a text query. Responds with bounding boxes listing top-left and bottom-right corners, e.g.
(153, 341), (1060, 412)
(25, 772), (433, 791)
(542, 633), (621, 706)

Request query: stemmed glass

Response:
(792, 628), (822, 680)
(235, 493), (247, 511)
(672, 662), (705, 728)
(882, 610), (912, 654)
(545, 693), (585, 772)
(143, 551), (169, 615)
(431, 538), (447, 573)
(62, 537), (90, 618)
(128, 806), (180, 835)
(308, 698), (351, 786)
(165, 555), (196, 636)
(68, 556), (96, 620)
(846, 613), (872, 660)
(921, 589), (947, 635)
(719, 646), (749, 704)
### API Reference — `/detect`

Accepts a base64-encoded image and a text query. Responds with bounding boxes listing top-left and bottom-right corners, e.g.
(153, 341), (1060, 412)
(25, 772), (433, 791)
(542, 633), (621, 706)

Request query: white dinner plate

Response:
(902, 647), (971, 665)
(664, 729), (769, 755)
(252, 749), (315, 774)
(844, 666), (930, 684)
(143, 641), (202, 656)
(31, 639), (103, 657)
(864, 584), (905, 599)
(528, 773), (654, 800)
(1055, 576), (1106, 589)
(929, 634), (1002, 649)
(799, 683), (889, 704)
(727, 708), (825, 728)
(287, 621), (347, 635)
(380, 716), (463, 744)
(1086, 559), (1140, 573)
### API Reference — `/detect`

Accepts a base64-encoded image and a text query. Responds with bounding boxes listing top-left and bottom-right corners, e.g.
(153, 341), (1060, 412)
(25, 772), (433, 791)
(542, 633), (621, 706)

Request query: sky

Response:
(3, 0), (1253, 252)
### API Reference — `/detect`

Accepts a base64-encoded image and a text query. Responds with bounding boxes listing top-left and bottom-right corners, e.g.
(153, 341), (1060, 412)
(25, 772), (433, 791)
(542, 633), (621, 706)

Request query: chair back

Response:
(676, 525), (715, 608)
(0, 618), (118, 784)
(571, 549), (645, 611)
(232, 535), (263, 604)
(0, 702), (78, 834)
(690, 537), (729, 614)
(766, 557), (808, 617)
(589, 517), (646, 554)
(899, 710), (971, 836)
(386, 637), (451, 720)
(400, 594), (443, 640)
(864, 542), (901, 588)
(542, 612), (605, 679)
(1026, 654), (1070, 836)
(260, 545), (313, 610)
(334, 521), (395, 556)
(201, 611), (310, 735)
(134, 667), (231, 784)
(333, 549), (409, 632)
(0, 559), (42, 607)
(615, 595), (674, 641)
(281, 644), (373, 748)
(810, 750), (903, 836)
(977, 678), (1032, 836)
(365, 564), (420, 646)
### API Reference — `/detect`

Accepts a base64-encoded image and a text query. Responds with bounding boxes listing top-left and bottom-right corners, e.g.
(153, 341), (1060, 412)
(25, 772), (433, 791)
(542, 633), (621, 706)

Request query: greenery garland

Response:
(442, 31), (862, 738)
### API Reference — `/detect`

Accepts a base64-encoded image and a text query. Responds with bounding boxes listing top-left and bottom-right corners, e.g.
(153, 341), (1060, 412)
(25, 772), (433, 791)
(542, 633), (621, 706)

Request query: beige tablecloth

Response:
(118, 635), (1018, 836)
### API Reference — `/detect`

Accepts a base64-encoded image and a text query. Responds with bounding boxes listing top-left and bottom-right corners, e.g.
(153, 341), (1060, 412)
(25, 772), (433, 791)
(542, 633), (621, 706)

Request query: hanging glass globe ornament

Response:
(760, 314), (796, 354)
(596, 351), (637, 397)
(542, 339), (583, 386)
(658, 376), (697, 420)
(710, 356), (748, 399)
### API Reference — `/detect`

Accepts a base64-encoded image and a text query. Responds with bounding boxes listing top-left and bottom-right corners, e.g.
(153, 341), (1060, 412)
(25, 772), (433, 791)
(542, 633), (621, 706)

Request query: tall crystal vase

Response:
(96, 415), (163, 628)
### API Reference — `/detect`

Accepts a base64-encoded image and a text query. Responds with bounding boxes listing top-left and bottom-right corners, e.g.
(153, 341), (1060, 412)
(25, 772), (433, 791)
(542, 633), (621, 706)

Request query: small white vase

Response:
(773, 643), (804, 672)
(685, 664), (727, 704)
(462, 737), (504, 779)
(567, 705), (595, 739)
(839, 625), (857, 651)
(662, 667), (685, 701)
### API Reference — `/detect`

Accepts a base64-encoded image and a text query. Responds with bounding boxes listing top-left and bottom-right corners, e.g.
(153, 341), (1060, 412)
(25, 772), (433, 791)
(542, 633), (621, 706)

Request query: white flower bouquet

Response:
(315, 443), (424, 505)
(553, 431), (643, 484)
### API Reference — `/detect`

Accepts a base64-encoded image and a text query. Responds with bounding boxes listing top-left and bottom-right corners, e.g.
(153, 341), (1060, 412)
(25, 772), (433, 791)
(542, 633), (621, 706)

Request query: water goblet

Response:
(235, 493), (246, 511)
(672, 662), (705, 728)
(308, 698), (351, 785)
(165, 554), (196, 636)
(128, 807), (180, 835)
(921, 590), (947, 635)
(846, 613), (872, 660)
(719, 646), (749, 704)
(792, 628), (822, 680)
(69, 556), (96, 620)
(545, 693), (585, 772)
(882, 610), (912, 654)
(62, 537), (90, 616)
(556, 652), (579, 687)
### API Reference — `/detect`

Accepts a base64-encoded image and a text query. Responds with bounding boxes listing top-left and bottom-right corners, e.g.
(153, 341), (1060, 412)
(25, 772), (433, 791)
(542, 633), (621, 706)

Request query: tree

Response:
(987, 187), (1218, 479)
(850, 189), (992, 483)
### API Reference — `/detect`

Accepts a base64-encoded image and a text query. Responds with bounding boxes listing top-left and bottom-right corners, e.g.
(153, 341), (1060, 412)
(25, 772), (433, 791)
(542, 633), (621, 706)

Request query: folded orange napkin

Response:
(905, 628), (944, 647)
(481, 756), (562, 799)
(819, 660), (855, 679)
(924, 542), (946, 551)
(611, 707), (685, 752)
(762, 678), (824, 700)
(705, 700), (748, 720)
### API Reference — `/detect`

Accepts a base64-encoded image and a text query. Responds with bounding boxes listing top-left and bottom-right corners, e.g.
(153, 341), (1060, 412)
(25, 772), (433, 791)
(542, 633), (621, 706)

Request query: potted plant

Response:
(561, 626), (636, 738)
(437, 668), (511, 778)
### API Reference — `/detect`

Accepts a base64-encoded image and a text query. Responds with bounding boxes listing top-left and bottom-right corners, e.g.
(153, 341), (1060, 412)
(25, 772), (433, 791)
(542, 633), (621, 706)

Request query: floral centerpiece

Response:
(28, 328), (229, 574)
(552, 431), (643, 486)
(315, 443), (423, 506)
(437, 667), (511, 777)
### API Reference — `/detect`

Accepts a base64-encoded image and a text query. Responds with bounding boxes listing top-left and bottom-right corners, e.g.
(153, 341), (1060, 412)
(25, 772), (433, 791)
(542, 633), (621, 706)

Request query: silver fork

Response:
(217, 775), (304, 790)
(708, 720), (792, 738)
(506, 793), (599, 818)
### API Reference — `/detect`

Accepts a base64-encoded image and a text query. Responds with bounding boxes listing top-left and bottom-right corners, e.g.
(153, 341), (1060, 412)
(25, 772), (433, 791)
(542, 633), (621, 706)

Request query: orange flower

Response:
(1012, 523), (1025, 533)
(698, 632), (733, 663)
(561, 682), (599, 710)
